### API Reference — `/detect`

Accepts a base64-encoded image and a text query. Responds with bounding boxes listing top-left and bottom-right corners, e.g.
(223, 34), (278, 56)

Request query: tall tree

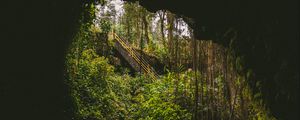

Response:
(142, 11), (150, 46)
(158, 10), (166, 48)
(167, 11), (174, 69)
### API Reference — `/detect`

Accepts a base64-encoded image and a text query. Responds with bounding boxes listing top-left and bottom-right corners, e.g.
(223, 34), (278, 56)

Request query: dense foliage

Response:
(65, 1), (276, 119)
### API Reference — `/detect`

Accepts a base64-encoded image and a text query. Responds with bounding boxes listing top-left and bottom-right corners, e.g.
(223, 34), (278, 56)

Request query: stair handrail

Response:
(112, 32), (158, 80)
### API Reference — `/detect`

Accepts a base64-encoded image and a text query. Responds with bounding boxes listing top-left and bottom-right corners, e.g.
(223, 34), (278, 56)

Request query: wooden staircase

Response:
(110, 32), (159, 81)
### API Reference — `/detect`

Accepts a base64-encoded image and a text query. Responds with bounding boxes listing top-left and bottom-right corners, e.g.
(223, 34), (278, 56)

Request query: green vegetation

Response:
(65, 0), (276, 119)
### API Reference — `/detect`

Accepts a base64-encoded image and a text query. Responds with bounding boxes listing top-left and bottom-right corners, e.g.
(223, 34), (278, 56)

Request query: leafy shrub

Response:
(129, 73), (192, 120)
(66, 49), (132, 120)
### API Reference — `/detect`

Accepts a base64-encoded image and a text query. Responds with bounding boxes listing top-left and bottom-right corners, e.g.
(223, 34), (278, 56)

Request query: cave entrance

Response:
(64, 0), (275, 119)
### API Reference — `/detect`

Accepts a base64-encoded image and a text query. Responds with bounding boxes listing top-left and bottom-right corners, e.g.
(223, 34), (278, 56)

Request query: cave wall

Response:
(1, 0), (83, 119)
(124, 0), (299, 119)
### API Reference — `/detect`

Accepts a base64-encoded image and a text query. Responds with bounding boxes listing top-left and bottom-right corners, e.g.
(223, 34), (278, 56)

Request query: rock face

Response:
(1, 0), (83, 120)
(124, 0), (299, 119)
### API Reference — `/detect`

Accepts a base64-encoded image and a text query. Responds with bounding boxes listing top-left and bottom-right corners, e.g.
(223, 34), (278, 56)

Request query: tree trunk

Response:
(167, 12), (174, 69)
(159, 10), (166, 48)
(142, 14), (150, 46)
